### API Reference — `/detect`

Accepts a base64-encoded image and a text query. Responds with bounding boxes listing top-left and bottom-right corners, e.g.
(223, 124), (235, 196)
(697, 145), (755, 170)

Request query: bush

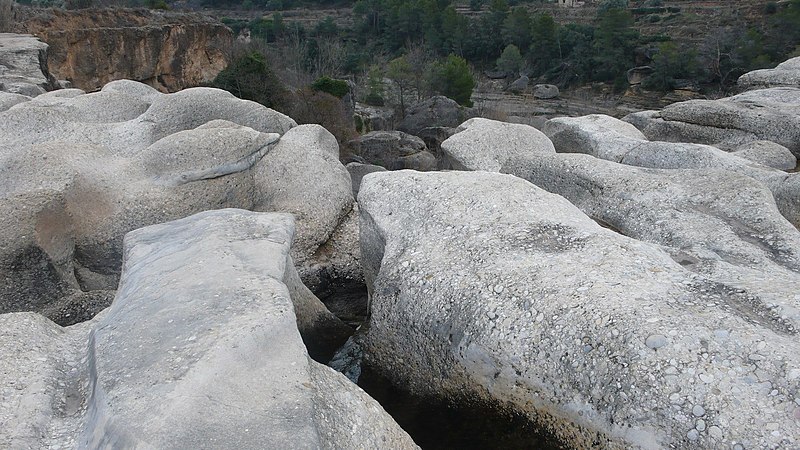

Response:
(288, 87), (357, 152)
(211, 52), (290, 110)
(427, 55), (475, 107)
(311, 76), (350, 98)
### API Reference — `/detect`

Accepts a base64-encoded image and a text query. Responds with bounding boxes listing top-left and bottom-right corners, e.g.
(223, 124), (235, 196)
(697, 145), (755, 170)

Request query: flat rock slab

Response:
(0, 209), (415, 449)
(359, 170), (800, 449)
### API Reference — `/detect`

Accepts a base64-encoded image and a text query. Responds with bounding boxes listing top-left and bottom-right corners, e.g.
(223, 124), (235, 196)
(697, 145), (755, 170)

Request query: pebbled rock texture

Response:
(0, 209), (415, 449)
(738, 56), (800, 89)
(359, 170), (800, 450)
(543, 114), (800, 228)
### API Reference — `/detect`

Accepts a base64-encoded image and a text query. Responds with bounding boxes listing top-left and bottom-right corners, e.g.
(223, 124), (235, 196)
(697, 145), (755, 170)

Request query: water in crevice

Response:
(329, 333), (569, 450)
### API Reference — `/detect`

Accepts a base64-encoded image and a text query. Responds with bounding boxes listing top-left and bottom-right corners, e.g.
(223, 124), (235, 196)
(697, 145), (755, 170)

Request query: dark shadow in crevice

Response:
(355, 362), (570, 450)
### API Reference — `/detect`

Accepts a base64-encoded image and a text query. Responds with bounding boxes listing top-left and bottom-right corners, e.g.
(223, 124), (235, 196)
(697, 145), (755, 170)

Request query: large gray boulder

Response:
(623, 87), (800, 158)
(349, 130), (437, 171)
(441, 118), (555, 172)
(543, 114), (800, 227)
(0, 209), (416, 449)
(0, 33), (60, 96)
(738, 56), (800, 89)
(397, 95), (463, 137)
(0, 81), (356, 336)
(441, 119), (800, 326)
(358, 170), (800, 449)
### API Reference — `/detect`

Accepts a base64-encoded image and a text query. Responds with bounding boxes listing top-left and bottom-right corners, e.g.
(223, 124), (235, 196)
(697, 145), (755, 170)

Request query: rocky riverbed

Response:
(2, 32), (799, 448)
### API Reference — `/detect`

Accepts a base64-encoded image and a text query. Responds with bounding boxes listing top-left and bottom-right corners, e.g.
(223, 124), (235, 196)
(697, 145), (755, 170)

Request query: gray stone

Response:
(645, 334), (667, 350)
(347, 162), (388, 198)
(354, 102), (395, 133)
(731, 140), (797, 171)
(0, 210), (416, 449)
(442, 119), (800, 330)
(359, 170), (800, 449)
(253, 124), (355, 287)
(349, 130), (437, 171)
(441, 118), (555, 171)
(0, 90), (28, 111)
(625, 87), (800, 158)
(692, 405), (706, 417)
(506, 75), (529, 94)
(397, 95), (463, 137)
(0, 33), (59, 96)
(533, 84), (559, 99)
(738, 56), (800, 89)
(543, 114), (800, 227)
(0, 82), (353, 334)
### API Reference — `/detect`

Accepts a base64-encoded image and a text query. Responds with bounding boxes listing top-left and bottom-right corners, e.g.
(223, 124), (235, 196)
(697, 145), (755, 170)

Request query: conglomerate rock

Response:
(359, 170), (800, 449)
(0, 209), (416, 449)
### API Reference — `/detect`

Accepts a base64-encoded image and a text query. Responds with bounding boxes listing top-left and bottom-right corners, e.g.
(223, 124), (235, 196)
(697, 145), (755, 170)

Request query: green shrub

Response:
(212, 52), (290, 110)
(312, 76), (350, 98)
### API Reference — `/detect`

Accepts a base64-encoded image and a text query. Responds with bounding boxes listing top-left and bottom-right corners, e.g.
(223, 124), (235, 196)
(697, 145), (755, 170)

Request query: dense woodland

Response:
(212, 0), (800, 101)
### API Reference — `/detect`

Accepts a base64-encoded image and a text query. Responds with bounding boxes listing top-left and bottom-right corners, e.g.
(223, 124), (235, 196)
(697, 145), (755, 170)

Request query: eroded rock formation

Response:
(359, 169), (800, 449)
(0, 209), (417, 449)
(18, 8), (231, 92)
(0, 80), (356, 356)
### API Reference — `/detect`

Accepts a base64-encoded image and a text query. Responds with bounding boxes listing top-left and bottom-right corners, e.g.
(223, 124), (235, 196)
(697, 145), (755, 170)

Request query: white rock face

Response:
(441, 117), (555, 172)
(359, 170), (800, 450)
(0, 33), (60, 96)
(623, 87), (800, 159)
(543, 114), (800, 228)
(441, 118), (800, 329)
(0, 209), (417, 449)
(738, 56), (800, 89)
(0, 81), (355, 342)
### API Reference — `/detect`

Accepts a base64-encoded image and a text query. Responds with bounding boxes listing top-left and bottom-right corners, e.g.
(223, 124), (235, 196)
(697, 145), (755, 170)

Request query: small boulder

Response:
(505, 75), (529, 94)
(533, 83), (559, 99)
(397, 95), (463, 137)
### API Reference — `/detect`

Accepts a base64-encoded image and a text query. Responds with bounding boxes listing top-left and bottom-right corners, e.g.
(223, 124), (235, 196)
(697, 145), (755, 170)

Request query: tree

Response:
(212, 52), (290, 110)
(496, 44), (524, 76)
(502, 7), (532, 52)
(387, 55), (415, 116)
(592, 6), (639, 86)
(529, 13), (560, 76)
(428, 55), (475, 107)
(642, 42), (697, 91)
(364, 65), (386, 106)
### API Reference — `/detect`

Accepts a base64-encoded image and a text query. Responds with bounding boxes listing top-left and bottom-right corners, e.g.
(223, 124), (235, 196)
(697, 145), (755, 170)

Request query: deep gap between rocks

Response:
(319, 284), (570, 450)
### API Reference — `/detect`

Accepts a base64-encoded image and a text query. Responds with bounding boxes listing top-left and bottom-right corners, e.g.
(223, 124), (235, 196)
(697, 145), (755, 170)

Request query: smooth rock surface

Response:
(738, 56), (800, 89)
(624, 88), (800, 158)
(544, 114), (800, 227)
(359, 170), (800, 449)
(441, 118), (555, 172)
(0, 209), (415, 449)
(347, 162), (388, 198)
(533, 84), (559, 99)
(0, 81), (353, 337)
(731, 140), (797, 171)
